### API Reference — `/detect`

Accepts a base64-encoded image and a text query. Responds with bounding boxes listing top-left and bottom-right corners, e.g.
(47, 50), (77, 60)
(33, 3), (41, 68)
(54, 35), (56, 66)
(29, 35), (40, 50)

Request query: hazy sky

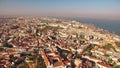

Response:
(0, 0), (120, 20)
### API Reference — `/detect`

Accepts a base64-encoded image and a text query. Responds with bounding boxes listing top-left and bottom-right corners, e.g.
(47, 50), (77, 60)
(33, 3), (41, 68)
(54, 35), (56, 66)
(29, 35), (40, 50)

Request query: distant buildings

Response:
(0, 17), (120, 68)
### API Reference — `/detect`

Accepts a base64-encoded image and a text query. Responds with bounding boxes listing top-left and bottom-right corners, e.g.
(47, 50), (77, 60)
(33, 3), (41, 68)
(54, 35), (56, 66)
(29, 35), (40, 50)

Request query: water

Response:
(53, 17), (120, 36)
(76, 18), (120, 36)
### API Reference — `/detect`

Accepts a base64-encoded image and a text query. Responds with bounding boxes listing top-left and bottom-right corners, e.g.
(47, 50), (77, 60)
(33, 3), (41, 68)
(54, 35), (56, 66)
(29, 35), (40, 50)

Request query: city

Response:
(0, 17), (120, 68)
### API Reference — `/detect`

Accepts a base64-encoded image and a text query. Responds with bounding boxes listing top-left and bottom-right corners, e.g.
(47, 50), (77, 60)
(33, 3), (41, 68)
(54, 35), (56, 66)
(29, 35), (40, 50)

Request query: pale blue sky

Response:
(0, 0), (120, 20)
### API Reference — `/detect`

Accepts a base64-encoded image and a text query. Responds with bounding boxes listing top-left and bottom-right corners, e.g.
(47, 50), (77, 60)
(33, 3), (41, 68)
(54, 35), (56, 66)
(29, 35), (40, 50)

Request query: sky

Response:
(0, 0), (120, 20)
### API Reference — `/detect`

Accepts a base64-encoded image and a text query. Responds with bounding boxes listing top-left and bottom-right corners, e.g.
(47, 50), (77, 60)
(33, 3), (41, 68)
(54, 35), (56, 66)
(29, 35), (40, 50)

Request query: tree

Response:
(3, 43), (13, 48)
(118, 58), (120, 62)
(11, 25), (19, 29)
(115, 42), (120, 47)
(114, 65), (120, 68)
(103, 43), (117, 52)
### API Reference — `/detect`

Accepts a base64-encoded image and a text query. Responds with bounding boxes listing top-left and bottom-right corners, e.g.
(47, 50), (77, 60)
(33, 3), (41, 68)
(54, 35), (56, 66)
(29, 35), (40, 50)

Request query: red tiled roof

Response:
(41, 51), (50, 66)
(97, 62), (112, 68)
(92, 46), (98, 51)
(63, 60), (70, 64)
(54, 61), (64, 67)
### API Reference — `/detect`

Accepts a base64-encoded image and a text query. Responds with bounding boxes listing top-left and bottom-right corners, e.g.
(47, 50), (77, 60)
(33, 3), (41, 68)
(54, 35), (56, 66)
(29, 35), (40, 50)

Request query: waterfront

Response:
(78, 18), (120, 36)
(55, 17), (120, 36)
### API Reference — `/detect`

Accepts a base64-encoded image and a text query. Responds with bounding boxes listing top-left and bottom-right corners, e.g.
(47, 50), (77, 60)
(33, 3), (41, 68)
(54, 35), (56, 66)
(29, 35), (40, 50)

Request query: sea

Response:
(53, 17), (120, 36)
(78, 18), (120, 36)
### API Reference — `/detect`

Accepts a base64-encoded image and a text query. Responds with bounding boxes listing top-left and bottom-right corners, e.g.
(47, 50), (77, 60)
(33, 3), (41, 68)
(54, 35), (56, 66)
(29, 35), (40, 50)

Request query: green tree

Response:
(3, 43), (13, 48)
